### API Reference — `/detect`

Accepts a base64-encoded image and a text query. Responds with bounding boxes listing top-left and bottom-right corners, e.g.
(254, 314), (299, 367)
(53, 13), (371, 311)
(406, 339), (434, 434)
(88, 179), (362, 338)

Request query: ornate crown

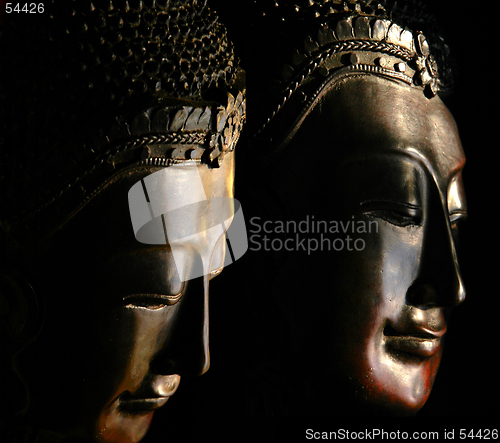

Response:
(222, 0), (454, 158)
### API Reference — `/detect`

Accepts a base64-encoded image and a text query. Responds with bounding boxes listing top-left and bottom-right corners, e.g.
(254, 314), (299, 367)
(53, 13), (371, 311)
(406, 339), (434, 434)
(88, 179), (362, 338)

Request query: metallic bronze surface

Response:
(263, 75), (466, 415)
(212, 0), (476, 418)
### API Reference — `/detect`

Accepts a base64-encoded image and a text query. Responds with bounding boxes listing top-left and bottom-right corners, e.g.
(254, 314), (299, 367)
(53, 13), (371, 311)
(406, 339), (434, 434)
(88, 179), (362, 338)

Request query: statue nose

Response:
(406, 193), (465, 309)
(151, 273), (210, 377)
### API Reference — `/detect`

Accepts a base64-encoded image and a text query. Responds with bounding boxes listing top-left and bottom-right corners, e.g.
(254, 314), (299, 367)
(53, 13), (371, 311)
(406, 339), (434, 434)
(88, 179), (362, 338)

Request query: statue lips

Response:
(384, 323), (447, 359)
(118, 395), (171, 413)
(118, 375), (181, 414)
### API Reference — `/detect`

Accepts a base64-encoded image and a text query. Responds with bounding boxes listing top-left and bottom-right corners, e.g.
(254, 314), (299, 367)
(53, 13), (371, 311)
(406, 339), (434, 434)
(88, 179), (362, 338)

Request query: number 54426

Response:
(5, 3), (45, 13)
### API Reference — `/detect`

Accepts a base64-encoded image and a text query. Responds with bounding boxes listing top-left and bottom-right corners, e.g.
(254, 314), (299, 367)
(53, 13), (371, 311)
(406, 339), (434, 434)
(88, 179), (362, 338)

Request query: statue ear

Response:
(0, 269), (43, 351)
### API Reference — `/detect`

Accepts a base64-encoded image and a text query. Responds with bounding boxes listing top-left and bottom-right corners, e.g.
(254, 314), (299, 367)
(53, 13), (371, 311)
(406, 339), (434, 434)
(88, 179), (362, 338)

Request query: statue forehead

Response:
(31, 152), (234, 254)
(313, 75), (465, 184)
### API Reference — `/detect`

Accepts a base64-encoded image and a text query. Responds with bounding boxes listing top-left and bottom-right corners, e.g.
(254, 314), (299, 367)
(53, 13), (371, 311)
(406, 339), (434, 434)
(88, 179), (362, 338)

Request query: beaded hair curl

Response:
(0, 0), (245, 244)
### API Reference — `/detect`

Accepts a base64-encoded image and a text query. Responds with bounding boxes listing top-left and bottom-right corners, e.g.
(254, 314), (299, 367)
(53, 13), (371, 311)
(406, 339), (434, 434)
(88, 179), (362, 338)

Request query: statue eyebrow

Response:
(345, 156), (423, 208)
(360, 199), (422, 209)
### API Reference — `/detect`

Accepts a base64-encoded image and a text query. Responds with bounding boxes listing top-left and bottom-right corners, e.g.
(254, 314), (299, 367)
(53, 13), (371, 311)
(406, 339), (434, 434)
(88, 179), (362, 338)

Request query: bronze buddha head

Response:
(233, 0), (466, 415)
(0, 1), (245, 441)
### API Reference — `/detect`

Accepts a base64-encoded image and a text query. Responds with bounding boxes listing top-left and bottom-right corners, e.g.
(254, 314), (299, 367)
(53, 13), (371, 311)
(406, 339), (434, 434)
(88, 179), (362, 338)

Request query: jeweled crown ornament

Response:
(234, 0), (453, 158)
(0, 0), (245, 244)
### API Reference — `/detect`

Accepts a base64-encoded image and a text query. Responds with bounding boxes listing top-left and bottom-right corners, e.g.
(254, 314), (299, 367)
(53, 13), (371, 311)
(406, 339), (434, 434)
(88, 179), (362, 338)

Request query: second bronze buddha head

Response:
(230, 0), (466, 416)
(0, 1), (245, 441)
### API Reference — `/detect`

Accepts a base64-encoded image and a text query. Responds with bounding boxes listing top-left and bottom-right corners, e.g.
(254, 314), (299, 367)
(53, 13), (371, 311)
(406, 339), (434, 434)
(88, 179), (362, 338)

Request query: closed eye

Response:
(123, 293), (183, 310)
(361, 200), (423, 228)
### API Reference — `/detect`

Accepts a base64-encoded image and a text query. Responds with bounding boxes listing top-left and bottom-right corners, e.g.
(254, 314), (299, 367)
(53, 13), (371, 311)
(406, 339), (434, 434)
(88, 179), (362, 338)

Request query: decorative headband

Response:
(245, 0), (451, 157)
(109, 92), (246, 170)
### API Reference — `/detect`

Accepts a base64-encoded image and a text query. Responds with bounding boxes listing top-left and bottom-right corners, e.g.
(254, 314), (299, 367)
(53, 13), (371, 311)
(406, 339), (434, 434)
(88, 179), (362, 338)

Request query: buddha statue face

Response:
(265, 75), (466, 415)
(0, 1), (245, 439)
(4, 153), (235, 442)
